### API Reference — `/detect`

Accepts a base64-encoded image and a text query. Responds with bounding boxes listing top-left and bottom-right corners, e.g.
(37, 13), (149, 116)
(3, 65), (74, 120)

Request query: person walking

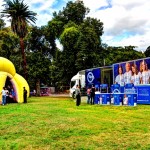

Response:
(75, 85), (81, 106)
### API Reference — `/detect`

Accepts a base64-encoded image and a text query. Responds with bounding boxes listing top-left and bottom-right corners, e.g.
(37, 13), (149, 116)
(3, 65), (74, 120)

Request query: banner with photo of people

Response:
(113, 57), (150, 104)
(113, 57), (150, 86)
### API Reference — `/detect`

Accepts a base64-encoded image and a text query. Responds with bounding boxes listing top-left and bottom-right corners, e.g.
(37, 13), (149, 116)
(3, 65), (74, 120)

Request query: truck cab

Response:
(69, 70), (85, 98)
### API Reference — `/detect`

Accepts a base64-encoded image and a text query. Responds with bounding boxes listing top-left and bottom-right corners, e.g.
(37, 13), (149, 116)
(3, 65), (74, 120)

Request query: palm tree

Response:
(1, 0), (37, 79)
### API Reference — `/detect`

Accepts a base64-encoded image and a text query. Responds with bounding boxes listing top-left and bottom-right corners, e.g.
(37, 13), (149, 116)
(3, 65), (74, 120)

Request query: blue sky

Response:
(1, 0), (150, 52)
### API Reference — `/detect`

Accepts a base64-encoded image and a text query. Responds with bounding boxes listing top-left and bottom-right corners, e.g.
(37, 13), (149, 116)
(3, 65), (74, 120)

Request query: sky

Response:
(1, 0), (150, 52)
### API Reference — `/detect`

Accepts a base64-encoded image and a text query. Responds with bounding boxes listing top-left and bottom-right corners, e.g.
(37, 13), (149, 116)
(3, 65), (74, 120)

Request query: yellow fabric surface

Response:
(0, 57), (29, 103)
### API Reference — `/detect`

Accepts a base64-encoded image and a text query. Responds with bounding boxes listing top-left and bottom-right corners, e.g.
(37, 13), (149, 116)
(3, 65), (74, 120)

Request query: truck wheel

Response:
(72, 92), (76, 99)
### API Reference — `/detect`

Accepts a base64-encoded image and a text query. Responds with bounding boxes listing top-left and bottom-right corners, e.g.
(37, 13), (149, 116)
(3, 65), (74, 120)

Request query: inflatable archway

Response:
(0, 57), (29, 103)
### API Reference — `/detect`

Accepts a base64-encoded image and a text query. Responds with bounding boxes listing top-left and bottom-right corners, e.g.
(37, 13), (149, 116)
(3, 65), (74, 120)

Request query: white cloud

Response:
(82, 0), (150, 51)
(82, 0), (108, 11)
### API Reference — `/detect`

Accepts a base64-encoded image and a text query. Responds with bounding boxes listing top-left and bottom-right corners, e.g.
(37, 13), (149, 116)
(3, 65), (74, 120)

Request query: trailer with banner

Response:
(70, 57), (150, 105)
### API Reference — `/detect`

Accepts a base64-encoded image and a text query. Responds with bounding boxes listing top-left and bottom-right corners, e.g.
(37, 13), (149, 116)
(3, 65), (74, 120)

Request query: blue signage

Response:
(85, 68), (100, 88)
(137, 85), (150, 104)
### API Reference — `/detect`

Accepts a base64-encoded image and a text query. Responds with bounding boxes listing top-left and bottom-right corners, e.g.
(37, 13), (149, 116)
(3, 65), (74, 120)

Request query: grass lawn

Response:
(0, 96), (150, 150)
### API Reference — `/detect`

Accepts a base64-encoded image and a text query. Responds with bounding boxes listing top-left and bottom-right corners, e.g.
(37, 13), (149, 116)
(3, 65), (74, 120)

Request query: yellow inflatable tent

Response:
(0, 57), (29, 103)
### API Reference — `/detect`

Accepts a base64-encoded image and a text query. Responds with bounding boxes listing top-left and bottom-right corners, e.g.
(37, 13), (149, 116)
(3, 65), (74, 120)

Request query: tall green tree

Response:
(59, 22), (80, 83)
(26, 26), (51, 96)
(0, 27), (19, 59)
(75, 18), (103, 70)
(45, 0), (90, 59)
(1, 0), (36, 79)
(101, 46), (145, 66)
(52, 1), (89, 26)
(27, 51), (51, 96)
(45, 1), (104, 86)
(145, 46), (150, 57)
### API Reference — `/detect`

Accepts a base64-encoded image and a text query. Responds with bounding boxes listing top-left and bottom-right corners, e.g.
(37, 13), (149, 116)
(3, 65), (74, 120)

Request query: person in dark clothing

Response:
(23, 87), (27, 103)
(6, 91), (10, 104)
(75, 85), (81, 106)
(90, 84), (95, 105)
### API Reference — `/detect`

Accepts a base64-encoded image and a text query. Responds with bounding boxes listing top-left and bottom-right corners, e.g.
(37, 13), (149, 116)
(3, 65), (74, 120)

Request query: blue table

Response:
(112, 93), (124, 106)
(95, 93), (111, 105)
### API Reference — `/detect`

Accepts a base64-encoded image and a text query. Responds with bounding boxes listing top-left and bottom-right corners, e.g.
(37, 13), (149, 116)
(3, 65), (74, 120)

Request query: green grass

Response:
(0, 97), (150, 150)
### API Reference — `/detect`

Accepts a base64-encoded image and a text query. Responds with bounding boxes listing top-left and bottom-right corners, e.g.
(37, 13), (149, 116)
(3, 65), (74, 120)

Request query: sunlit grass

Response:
(0, 96), (150, 150)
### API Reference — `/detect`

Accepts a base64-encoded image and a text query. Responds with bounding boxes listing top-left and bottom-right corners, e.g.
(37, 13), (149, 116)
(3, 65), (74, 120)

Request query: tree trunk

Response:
(20, 38), (27, 79)
(36, 79), (41, 96)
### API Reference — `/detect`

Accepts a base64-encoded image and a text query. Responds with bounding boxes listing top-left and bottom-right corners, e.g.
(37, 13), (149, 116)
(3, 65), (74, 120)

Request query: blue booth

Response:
(100, 84), (111, 105)
(113, 93), (124, 105)
(111, 84), (124, 105)
(111, 84), (124, 93)
(94, 92), (100, 104)
(94, 84), (111, 105)
(100, 93), (111, 105)
(124, 83), (137, 106)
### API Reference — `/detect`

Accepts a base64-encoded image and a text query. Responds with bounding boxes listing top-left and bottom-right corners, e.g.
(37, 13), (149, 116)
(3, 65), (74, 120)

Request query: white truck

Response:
(69, 70), (85, 98)
(69, 66), (113, 98)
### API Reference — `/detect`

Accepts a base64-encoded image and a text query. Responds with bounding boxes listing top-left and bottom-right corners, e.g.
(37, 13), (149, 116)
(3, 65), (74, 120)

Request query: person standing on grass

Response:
(75, 85), (81, 106)
(6, 91), (9, 104)
(87, 86), (91, 104)
(90, 84), (95, 105)
(0, 87), (6, 105)
(23, 87), (27, 103)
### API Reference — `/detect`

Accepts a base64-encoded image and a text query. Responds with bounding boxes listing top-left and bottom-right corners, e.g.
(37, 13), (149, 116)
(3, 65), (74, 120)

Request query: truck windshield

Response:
(70, 81), (76, 88)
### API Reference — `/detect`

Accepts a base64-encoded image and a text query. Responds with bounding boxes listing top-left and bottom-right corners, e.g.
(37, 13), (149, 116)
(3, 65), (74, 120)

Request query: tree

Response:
(45, 0), (90, 59)
(59, 21), (81, 83)
(75, 19), (103, 70)
(1, 0), (37, 79)
(45, 1), (104, 86)
(81, 17), (103, 37)
(26, 26), (51, 96)
(101, 46), (145, 66)
(43, 22), (58, 58)
(61, 1), (89, 25)
(145, 46), (150, 57)
(27, 51), (51, 96)
(52, 1), (89, 26)
(0, 27), (19, 59)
